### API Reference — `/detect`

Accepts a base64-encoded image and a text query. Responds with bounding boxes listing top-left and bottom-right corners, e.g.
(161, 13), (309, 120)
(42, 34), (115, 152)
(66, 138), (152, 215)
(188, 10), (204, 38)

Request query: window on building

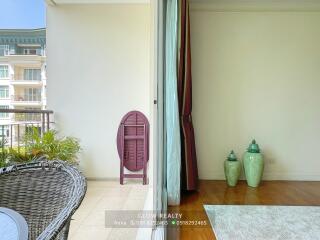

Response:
(0, 86), (9, 99)
(15, 107), (41, 122)
(24, 69), (41, 81)
(27, 107), (41, 122)
(0, 105), (9, 118)
(25, 126), (41, 135)
(0, 65), (9, 79)
(0, 45), (9, 56)
(24, 88), (41, 101)
(0, 125), (9, 139)
(23, 48), (38, 55)
(0, 46), (5, 56)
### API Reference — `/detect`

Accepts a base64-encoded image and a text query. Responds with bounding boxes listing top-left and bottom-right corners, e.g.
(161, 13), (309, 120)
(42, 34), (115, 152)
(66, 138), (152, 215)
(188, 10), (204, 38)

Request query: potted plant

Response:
(0, 139), (9, 168)
(24, 128), (81, 164)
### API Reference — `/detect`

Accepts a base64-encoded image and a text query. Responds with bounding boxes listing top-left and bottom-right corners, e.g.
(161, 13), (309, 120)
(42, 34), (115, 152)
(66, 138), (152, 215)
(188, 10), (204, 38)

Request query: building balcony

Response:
(6, 54), (45, 64)
(3, 47), (45, 57)
(0, 108), (52, 145)
(0, 79), (10, 85)
(10, 79), (43, 86)
(5, 52), (45, 57)
(13, 113), (42, 122)
(11, 95), (43, 106)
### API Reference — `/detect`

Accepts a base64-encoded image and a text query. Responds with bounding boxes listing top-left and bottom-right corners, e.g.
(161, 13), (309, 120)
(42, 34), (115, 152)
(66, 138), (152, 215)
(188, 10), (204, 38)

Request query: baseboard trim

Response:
(86, 177), (119, 181)
(87, 174), (320, 182)
(200, 173), (320, 181)
(262, 173), (320, 181)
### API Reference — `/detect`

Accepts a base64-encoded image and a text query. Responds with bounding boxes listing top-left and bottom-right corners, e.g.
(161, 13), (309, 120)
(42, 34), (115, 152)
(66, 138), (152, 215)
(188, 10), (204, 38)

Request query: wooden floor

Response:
(168, 180), (320, 240)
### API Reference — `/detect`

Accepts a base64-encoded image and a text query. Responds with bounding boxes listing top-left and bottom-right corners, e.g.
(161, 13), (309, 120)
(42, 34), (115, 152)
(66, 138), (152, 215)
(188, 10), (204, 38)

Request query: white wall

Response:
(47, 4), (152, 178)
(191, 9), (320, 180)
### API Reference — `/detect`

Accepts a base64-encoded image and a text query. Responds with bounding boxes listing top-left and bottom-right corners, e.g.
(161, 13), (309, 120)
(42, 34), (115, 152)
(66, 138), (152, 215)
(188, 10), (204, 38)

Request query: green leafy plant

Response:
(25, 128), (81, 164)
(7, 148), (34, 164)
(0, 138), (9, 168)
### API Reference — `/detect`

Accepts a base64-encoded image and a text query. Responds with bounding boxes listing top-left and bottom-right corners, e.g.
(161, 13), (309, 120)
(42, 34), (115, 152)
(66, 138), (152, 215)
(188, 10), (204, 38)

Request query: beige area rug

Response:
(204, 205), (320, 240)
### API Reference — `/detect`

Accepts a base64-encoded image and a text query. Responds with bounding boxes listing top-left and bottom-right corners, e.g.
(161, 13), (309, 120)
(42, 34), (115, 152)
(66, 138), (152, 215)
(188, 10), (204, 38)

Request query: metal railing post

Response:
(42, 113), (45, 135)
(1, 125), (4, 153)
(17, 125), (20, 153)
(10, 125), (13, 149)
(46, 112), (50, 131)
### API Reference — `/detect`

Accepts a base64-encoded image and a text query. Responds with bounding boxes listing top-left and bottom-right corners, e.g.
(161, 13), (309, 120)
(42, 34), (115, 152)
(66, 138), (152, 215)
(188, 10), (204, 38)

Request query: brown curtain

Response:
(177, 0), (198, 191)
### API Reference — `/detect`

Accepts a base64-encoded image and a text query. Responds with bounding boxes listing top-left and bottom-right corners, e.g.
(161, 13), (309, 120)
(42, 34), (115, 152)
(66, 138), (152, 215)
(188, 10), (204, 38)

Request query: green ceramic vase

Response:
(224, 150), (241, 187)
(243, 140), (264, 187)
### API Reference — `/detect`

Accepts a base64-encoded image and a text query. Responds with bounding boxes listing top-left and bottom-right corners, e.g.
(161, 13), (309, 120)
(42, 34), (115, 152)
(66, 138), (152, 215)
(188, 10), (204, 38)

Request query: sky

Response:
(0, 0), (46, 29)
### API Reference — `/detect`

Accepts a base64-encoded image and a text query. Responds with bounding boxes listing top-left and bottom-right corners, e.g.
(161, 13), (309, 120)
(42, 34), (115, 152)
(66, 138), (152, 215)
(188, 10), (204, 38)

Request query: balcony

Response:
(3, 47), (45, 57)
(0, 109), (150, 240)
(0, 108), (52, 147)
(11, 95), (42, 106)
(13, 112), (42, 122)
(10, 78), (43, 86)
(5, 54), (45, 64)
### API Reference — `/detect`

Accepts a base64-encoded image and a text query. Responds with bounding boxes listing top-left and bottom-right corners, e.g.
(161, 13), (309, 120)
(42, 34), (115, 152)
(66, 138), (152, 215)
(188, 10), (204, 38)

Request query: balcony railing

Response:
(12, 95), (42, 102)
(0, 109), (54, 152)
(1, 46), (45, 57)
(13, 75), (43, 82)
(5, 49), (45, 56)
(14, 113), (42, 122)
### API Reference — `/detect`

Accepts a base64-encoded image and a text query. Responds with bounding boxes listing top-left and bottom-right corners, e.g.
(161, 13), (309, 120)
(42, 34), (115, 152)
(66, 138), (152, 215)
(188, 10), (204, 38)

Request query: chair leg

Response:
(143, 164), (147, 185)
(120, 160), (124, 185)
(120, 125), (124, 185)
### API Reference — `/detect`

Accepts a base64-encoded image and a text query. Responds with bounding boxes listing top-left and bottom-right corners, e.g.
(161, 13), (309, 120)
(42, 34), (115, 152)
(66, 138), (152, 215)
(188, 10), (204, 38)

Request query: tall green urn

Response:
(224, 150), (241, 187)
(243, 139), (264, 187)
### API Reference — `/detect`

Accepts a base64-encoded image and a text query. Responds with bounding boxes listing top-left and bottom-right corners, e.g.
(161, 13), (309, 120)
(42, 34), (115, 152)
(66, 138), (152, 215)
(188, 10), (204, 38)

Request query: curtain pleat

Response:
(165, 0), (181, 205)
(177, 0), (198, 191)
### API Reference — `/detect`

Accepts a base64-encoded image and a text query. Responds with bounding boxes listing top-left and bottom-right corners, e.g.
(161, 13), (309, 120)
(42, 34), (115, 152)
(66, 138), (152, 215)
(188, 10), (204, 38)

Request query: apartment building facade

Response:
(0, 28), (46, 140)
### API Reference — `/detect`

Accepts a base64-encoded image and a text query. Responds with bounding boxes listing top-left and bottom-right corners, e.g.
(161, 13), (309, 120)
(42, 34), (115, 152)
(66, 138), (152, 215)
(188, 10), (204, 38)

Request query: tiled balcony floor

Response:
(68, 180), (150, 240)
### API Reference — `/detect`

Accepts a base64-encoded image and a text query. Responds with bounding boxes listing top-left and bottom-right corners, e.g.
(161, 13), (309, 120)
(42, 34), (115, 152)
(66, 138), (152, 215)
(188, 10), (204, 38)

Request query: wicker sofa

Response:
(0, 160), (87, 240)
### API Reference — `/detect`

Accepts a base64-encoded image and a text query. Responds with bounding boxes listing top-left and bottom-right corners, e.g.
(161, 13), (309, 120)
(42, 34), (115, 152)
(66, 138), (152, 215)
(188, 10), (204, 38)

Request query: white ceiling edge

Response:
(190, 0), (320, 11)
(47, 0), (149, 4)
